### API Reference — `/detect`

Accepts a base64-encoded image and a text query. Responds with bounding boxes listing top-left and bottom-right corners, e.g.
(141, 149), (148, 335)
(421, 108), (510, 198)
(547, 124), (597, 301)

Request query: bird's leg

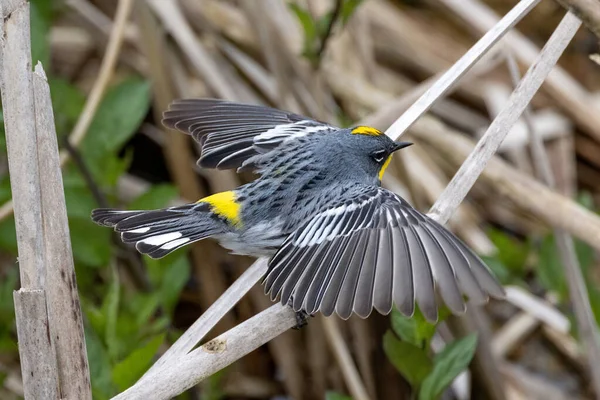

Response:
(286, 296), (312, 329)
(293, 310), (311, 330)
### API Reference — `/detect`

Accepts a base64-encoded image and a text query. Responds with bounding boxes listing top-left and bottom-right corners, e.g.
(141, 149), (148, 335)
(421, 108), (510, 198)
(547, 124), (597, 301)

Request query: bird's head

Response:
(341, 126), (412, 182)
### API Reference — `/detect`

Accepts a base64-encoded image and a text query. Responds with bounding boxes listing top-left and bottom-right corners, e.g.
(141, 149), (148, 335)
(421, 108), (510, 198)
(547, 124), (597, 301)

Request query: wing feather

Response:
(265, 186), (505, 319)
(372, 227), (394, 314)
(162, 98), (332, 170)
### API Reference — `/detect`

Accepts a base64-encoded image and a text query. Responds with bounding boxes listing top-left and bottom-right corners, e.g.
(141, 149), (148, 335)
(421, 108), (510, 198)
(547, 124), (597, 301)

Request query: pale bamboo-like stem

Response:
(0, 2), (58, 397)
(506, 46), (600, 395)
(0, 0), (45, 288)
(63, 0), (135, 153)
(428, 12), (581, 225)
(1, 1), (92, 397)
(34, 64), (92, 400)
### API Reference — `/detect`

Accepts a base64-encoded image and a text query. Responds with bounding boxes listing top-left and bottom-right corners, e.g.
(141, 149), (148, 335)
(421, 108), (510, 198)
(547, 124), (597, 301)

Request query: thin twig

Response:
(64, 0), (135, 153)
(61, 137), (109, 208)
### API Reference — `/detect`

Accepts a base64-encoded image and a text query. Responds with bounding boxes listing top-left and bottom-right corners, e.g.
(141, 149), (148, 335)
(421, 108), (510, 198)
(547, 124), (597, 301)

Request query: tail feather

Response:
(91, 204), (226, 258)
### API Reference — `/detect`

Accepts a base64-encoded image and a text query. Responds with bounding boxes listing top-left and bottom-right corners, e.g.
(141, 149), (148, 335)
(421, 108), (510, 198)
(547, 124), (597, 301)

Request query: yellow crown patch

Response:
(351, 126), (383, 136)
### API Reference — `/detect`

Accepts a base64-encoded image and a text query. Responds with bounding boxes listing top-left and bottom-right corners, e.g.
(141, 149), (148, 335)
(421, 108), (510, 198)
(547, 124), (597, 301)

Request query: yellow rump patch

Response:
(351, 126), (383, 136)
(198, 191), (242, 226)
(379, 155), (393, 181)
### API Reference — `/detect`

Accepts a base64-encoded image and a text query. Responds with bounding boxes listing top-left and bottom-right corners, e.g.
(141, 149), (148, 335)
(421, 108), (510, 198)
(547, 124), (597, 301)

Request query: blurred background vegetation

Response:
(1, 0), (600, 399)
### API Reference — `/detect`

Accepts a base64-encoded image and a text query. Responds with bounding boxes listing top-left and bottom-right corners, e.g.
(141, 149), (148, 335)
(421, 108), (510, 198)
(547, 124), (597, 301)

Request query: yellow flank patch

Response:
(351, 126), (383, 136)
(379, 155), (393, 181)
(198, 191), (242, 226)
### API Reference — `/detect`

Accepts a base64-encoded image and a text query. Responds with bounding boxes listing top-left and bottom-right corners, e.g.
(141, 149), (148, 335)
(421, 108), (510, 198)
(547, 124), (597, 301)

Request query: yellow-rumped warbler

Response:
(92, 99), (504, 321)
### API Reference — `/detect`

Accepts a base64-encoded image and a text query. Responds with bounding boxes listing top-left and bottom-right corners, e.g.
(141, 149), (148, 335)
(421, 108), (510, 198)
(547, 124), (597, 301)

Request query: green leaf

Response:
(64, 184), (100, 220)
(145, 252), (190, 315)
(128, 184), (179, 210)
(158, 254), (190, 314)
(49, 78), (85, 135)
(102, 265), (120, 360)
(488, 228), (530, 274)
(419, 334), (478, 400)
(80, 78), (150, 180)
(479, 255), (513, 285)
(289, 3), (320, 62)
(130, 293), (161, 328)
(537, 234), (567, 299)
(70, 218), (112, 268)
(326, 391), (353, 400)
(85, 324), (115, 400)
(341, 0), (364, 24)
(289, 4), (317, 46)
(390, 306), (448, 349)
(111, 333), (165, 391)
(0, 217), (17, 254)
(383, 330), (432, 387)
(203, 369), (227, 400)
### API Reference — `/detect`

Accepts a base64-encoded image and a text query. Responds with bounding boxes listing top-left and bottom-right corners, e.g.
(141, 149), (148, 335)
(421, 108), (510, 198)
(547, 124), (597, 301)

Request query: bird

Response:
(91, 98), (505, 321)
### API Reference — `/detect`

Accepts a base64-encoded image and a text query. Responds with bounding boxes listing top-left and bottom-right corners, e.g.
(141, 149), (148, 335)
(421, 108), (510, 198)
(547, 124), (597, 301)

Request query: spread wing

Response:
(264, 186), (504, 321)
(162, 98), (334, 170)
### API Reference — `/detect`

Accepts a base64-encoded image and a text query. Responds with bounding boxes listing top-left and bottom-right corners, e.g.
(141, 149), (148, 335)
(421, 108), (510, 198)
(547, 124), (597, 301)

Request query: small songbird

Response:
(92, 99), (504, 321)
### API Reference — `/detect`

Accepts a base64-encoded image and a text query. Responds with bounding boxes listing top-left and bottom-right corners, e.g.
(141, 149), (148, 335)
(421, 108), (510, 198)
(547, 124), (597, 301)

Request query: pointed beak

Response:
(392, 141), (413, 152)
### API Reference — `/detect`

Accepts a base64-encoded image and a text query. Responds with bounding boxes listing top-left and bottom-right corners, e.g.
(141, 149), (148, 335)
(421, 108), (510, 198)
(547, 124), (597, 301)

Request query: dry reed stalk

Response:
(440, 0), (600, 142)
(414, 119), (600, 252)
(146, 0), (237, 99)
(135, 1), (237, 333)
(0, 2), (59, 398)
(385, 0), (542, 139)
(506, 41), (600, 395)
(34, 64), (92, 400)
(1, 1), (92, 397)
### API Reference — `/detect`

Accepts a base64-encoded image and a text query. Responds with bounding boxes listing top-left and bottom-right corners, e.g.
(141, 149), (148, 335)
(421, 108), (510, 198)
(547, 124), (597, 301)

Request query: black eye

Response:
(371, 150), (387, 163)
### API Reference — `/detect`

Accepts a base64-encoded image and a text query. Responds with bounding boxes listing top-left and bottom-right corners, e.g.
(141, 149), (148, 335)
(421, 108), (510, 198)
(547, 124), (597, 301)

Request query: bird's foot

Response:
(286, 296), (313, 329)
(293, 310), (311, 330)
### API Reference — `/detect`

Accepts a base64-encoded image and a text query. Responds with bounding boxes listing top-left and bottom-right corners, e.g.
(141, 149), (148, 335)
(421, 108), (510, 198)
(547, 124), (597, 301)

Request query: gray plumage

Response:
(92, 98), (505, 322)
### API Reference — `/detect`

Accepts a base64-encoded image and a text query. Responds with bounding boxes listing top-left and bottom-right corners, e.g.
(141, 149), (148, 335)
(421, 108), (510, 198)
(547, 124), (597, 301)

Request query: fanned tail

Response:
(91, 204), (226, 258)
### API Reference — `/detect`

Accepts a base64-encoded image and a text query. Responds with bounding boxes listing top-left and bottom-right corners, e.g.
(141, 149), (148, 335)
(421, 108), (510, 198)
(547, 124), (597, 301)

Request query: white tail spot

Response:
(140, 232), (182, 246)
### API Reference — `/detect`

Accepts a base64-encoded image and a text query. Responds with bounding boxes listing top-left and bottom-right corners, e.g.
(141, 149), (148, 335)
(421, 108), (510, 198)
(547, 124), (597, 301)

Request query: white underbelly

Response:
(216, 221), (287, 258)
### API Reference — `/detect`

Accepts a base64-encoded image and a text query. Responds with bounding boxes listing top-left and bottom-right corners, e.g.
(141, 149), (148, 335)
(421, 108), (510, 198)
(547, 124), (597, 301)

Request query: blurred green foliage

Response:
(0, 4), (191, 400)
(289, 0), (364, 65)
(384, 307), (477, 400)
